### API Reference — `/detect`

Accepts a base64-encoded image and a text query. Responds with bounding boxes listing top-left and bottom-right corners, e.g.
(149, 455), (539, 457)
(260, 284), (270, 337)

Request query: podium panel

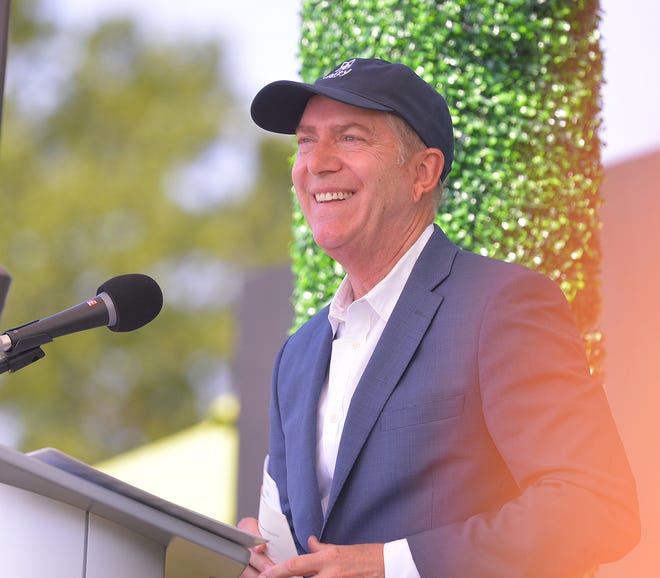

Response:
(0, 482), (86, 578)
(166, 537), (247, 578)
(87, 513), (165, 578)
(0, 445), (258, 577)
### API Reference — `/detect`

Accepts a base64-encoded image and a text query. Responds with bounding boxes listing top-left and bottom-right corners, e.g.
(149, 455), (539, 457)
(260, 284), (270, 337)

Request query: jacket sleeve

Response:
(407, 270), (640, 577)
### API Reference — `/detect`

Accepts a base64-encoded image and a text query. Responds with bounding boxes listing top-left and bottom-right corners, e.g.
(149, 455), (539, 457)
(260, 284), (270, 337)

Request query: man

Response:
(238, 58), (640, 577)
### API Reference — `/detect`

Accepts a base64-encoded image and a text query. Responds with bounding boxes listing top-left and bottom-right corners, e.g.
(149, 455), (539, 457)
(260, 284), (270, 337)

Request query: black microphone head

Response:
(97, 274), (163, 332)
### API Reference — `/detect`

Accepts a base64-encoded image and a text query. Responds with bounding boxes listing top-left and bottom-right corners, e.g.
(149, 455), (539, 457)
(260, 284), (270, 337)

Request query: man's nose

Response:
(306, 140), (342, 175)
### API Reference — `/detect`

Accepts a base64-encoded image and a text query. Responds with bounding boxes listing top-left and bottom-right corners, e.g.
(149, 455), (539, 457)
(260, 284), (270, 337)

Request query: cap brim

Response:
(250, 80), (395, 135)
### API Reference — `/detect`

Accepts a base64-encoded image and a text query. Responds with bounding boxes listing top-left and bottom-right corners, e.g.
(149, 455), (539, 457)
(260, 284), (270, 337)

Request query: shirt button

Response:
(329, 412), (341, 424)
(351, 340), (360, 349)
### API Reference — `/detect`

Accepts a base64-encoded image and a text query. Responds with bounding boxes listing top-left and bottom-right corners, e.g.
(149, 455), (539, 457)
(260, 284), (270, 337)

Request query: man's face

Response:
(292, 95), (423, 269)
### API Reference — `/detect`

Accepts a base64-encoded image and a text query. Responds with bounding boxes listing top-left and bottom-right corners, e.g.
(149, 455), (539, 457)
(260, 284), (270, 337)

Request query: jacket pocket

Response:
(379, 393), (465, 431)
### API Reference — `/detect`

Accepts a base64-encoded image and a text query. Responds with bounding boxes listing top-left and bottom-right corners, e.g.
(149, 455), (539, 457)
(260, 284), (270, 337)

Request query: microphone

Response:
(0, 265), (10, 324)
(0, 274), (163, 355)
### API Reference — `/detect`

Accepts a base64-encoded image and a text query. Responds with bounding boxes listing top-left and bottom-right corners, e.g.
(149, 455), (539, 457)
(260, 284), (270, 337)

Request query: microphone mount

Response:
(0, 346), (46, 375)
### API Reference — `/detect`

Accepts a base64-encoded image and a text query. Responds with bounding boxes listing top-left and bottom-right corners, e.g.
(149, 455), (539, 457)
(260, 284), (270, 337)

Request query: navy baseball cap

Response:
(250, 58), (454, 181)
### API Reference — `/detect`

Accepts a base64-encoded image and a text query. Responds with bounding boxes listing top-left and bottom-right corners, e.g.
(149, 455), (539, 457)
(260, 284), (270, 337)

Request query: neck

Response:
(337, 223), (432, 300)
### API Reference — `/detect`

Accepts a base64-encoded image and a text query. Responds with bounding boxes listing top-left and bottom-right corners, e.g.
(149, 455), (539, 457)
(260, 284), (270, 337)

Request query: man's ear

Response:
(412, 148), (444, 201)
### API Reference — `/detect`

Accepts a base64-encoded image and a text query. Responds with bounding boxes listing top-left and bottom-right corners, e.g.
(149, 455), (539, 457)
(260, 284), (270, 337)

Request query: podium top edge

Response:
(0, 444), (256, 563)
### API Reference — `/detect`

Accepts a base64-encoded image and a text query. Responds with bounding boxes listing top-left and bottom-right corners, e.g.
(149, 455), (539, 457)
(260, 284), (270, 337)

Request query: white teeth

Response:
(315, 192), (354, 202)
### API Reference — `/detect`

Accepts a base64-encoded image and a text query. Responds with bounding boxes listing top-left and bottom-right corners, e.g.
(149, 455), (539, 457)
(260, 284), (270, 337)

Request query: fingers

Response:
(256, 535), (384, 578)
(237, 517), (275, 576)
(238, 562), (260, 578)
(238, 516), (261, 535)
(247, 548), (274, 575)
(307, 535), (323, 552)
(238, 517), (268, 556)
(302, 536), (385, 578)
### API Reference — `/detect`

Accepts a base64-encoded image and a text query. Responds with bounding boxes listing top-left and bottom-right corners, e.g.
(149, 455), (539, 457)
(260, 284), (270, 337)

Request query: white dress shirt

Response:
(316, 224), (434, 578)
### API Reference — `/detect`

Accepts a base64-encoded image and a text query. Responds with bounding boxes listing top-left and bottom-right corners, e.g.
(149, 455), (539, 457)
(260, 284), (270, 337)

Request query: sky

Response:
(35, 0), (660, 166)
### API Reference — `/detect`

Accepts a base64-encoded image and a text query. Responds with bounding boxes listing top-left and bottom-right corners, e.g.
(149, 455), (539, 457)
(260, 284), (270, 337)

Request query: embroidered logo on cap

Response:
(322, 59), (356, 80)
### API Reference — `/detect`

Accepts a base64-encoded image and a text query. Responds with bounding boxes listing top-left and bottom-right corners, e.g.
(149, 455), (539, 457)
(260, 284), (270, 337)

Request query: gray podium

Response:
(0, 444), (258, 578)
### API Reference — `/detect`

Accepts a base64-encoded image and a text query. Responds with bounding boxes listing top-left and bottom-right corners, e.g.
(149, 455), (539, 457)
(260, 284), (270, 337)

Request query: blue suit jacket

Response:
(268, 225), (639, 577)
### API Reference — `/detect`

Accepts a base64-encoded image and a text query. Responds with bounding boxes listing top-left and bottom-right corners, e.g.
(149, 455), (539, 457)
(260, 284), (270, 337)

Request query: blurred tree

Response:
(0, 0), (293, 462)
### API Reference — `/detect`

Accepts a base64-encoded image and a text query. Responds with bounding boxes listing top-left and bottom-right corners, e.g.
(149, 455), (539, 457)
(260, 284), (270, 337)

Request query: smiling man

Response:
(238, 58), (640, 578)
(292, 95), (442, 298)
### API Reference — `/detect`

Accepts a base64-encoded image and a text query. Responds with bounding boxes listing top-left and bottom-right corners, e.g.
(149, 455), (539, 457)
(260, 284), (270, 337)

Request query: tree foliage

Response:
(0, 1), (292, 462)
(293, 0), (604, 380)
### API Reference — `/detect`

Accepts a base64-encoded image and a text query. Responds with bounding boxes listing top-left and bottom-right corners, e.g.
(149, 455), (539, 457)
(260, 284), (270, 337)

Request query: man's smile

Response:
(314, 191), (355, 202)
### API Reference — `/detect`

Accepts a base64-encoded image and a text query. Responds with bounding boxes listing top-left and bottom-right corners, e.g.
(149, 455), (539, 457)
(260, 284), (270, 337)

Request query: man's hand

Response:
(259, 536), (384, 578)
(237, 517), (275, 577)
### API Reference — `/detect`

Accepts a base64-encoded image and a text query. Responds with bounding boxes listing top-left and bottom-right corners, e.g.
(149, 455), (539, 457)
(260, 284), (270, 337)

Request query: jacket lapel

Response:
(322, 226), (458, 526)
(288, 318), (332, 545)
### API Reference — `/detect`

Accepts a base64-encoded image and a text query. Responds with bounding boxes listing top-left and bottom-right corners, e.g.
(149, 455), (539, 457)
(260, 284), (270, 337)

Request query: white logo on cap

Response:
(322, 59), (356, 80)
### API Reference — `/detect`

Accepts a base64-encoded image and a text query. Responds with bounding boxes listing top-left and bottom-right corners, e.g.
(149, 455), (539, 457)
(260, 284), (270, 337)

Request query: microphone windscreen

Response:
(97, 274), (163, 332)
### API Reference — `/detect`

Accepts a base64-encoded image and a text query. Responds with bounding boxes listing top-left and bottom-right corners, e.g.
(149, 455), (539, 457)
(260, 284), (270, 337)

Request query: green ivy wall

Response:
(292, 0), (604, 381)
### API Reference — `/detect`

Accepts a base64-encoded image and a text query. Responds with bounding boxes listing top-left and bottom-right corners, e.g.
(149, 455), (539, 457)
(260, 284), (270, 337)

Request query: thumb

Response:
(307, 535), (324, 552)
